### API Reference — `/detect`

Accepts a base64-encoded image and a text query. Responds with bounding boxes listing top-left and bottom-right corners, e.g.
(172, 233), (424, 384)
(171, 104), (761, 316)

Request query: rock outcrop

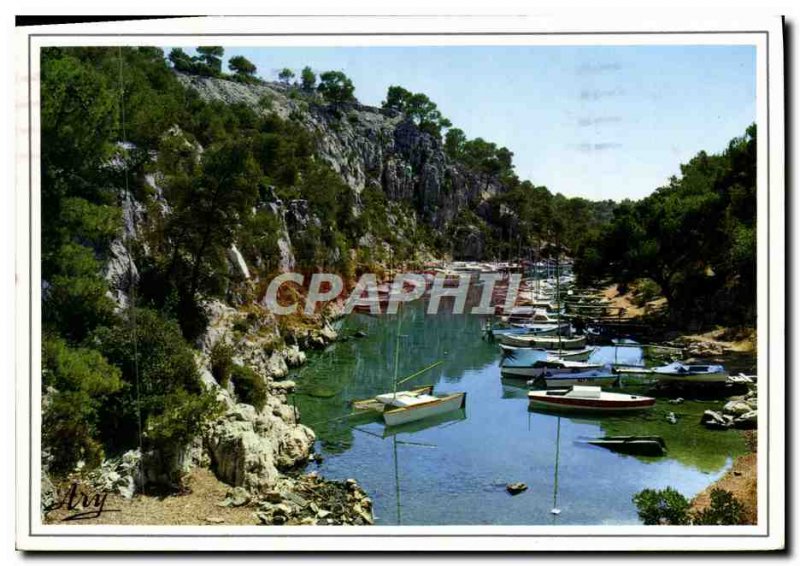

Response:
(174, 72), (506, 238)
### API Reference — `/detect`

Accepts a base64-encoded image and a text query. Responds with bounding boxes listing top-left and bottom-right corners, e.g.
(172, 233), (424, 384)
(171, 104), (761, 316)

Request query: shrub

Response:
(42, 336), (123, 474)
(230, 364), (267, 411)
(632, 487), (691, 525)
(693, 489), (746, 525)
(209, 340), (234, 387)
(91, 308), (217, 453)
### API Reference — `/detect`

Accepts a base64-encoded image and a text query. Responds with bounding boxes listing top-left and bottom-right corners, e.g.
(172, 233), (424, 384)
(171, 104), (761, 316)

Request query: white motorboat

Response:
(651, 361), (728, 383)
(499, 344), (596, 362)
(528, 386), (656, 413)
(499, 334), (586, 349)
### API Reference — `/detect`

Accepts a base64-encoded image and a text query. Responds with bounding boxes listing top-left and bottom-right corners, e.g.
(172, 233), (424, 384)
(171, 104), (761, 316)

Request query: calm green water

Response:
(292, 301), (748, 525)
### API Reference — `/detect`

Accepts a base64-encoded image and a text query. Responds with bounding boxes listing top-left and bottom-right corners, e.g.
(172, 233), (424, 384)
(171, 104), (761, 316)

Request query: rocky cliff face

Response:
(174, 73), (505, 233)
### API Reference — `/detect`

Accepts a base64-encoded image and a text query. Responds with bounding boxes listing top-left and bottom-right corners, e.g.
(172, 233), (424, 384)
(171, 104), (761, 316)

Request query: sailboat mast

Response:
(556, 245), (562, 355)
(392, 305), (402, 399)
(552, 416), (562, 517)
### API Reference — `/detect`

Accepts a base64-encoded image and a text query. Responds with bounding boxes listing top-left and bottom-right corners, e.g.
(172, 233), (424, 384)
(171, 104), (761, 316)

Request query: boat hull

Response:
(528, 390), (655, 413)
(382, 392), (467, 426)
(499, 344), (596, 362)
(500, 334), (586, 349)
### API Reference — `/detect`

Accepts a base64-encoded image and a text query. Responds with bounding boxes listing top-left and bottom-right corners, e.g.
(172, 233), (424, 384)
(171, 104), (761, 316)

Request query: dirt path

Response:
(45, 468), (259, 525)
(690, 432), (758, 525)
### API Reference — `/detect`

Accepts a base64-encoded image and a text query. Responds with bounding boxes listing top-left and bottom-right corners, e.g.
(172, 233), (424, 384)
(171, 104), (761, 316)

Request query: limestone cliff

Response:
(175, 73), (505, 246)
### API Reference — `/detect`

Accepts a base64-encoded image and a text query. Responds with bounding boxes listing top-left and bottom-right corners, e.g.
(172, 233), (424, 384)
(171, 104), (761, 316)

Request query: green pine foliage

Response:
(692, 488), (747, 525)
(574, 125), (756, 326)
(632, 487), (692, 525)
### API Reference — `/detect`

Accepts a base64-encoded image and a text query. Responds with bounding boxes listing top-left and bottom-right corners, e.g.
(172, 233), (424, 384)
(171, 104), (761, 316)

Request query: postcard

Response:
(14, 13), (785, 551)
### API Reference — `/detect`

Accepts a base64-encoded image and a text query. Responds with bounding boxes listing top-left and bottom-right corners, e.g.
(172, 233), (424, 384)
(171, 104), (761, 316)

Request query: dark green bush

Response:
(693, 489), (746, 525)
(632, 487), (691, 525)
(91, 308), (220, 453)
(230, 364), (267, 411)
(209, 341), (234, 387)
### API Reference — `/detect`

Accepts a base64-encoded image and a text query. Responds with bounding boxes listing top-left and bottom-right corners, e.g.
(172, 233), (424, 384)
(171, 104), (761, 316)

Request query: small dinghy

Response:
(651, 361), (728, 383)
(379, 391), (467, 427)
(528, 385), (655, 413)
(585, 435), (667, 457)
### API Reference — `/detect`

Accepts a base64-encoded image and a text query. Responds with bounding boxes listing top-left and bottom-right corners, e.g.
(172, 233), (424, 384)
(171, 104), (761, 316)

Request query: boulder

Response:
(700, 410), (734, 430)
(283, 345), (306, 367)
(87, 449), (142, 498)
(276, 425), (316, 469)
(222, 486), (251, 507)
(41, 473), (57, 513)
(271, 380), (296, 393)
(506, 482), (528, 495)
(722, 400), (753, 417)
(265, 351), (289, 379)
(733, 410), (758, 429)
(204, 412), (280, 493)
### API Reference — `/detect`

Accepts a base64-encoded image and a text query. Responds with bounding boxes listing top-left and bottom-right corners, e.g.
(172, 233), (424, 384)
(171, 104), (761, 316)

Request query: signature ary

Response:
(50, 482), (119, 521)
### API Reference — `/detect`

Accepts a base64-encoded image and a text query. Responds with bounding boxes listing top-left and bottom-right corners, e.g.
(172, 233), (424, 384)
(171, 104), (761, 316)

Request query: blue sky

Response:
(181, 45), (755, 202)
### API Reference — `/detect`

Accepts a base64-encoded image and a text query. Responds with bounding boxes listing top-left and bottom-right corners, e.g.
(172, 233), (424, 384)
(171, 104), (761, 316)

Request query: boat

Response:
(509, 309), (560, 326)
(381, 391), (467, 427)
(528, 385), (656, 413)
(352, 385), (434, 412)
(651, 361), (728, 383)
(527, 370), (618, 388)
(585, 435), (667, 457)
(351, 381), (467, 427)
(500, 357), (606, 379)
(499, 334), (586, 349)
(499, 344), (596, 361)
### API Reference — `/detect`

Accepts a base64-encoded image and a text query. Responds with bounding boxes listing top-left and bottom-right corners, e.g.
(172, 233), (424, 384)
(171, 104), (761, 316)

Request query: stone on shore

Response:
(254, 475), (373, 525)
(700, 410), (734, 430)
(723, 400), (753, 417)
(733, 410), (757, 429)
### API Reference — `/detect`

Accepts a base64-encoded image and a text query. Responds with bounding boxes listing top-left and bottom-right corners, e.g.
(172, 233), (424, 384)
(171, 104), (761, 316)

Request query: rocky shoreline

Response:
(43, 293), (373, 526)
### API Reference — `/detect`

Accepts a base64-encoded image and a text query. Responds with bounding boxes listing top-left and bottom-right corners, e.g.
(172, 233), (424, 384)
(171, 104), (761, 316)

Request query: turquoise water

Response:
(292, 301), (747, 525)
